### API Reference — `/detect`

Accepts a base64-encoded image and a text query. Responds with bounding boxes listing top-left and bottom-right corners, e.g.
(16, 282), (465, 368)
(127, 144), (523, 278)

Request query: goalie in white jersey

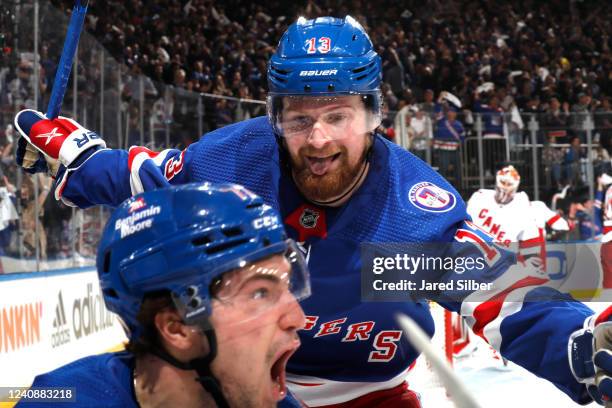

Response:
(467, 165), (545, 260)
(458, 166), (546, 364)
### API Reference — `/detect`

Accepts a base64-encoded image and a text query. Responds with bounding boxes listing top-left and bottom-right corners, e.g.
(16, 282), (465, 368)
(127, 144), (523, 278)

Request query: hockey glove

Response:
(14, 109), (105, 177)
(570, 305), (612, 405)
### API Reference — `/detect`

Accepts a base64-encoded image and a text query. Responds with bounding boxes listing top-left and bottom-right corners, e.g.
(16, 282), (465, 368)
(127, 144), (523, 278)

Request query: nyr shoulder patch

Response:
(408, 181), (456, 213)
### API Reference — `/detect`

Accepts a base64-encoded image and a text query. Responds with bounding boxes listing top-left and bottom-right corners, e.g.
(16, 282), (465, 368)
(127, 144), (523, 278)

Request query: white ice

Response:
(407, 302), (609, 407)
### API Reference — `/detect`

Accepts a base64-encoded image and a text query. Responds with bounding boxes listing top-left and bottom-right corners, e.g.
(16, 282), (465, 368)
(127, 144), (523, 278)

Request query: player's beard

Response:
(289, 138), (371, 203)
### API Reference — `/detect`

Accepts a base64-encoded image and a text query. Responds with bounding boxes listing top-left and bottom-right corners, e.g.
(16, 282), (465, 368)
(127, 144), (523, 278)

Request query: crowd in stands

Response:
(46, 0), (611, 137)
(50, 0), (612, 188)
(1, 0), (607, 146)
(0, 0), (610, 266)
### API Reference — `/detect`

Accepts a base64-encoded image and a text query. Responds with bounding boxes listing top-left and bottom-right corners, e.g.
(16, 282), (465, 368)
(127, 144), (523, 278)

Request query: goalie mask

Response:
(495, 165), (520, 204)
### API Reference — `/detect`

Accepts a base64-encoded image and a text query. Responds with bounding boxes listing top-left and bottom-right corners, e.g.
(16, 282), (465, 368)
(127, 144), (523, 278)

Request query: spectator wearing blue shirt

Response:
(474, 92), (506, 176)
(433, 105), (465, 187)
(569, 189), (601, 241)
(474, 94), (504, 137)
(564, 135), (584, 185)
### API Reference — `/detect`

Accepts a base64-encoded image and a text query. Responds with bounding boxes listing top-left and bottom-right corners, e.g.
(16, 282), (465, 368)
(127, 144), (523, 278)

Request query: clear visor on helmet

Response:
(267, 93), (382, 140)
(173, 240), (310, 333)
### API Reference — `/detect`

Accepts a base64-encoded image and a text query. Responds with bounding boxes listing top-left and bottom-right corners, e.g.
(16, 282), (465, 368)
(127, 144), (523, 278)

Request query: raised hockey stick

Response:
(396, 313), (483, 408)
(46, 0), (89, 120)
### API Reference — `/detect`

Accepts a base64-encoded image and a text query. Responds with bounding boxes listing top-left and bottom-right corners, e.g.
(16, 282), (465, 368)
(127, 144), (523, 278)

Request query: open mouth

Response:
(305, 153), (341, 176)
(270, 349), (295, 400)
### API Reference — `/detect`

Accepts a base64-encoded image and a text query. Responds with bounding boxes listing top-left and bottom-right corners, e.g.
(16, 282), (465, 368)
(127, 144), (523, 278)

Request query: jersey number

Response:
(455, 222), (502, 265)
(164, 151), (185, 181)
(306, 37), (331, 54)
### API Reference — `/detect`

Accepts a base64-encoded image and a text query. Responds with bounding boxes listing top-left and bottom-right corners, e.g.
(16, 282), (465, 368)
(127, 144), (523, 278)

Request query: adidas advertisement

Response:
(51, 283), (116, 348)
(72, 283), (115, 340)
(51, 291), (70, 347)
(0, 268), (127, 391)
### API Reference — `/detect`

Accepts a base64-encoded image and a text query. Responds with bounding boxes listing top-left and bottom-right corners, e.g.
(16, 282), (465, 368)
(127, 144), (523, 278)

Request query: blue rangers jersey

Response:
(16, 352), (138, 407)
(58, 116), (593, 406)
(18, 351), (303, 407)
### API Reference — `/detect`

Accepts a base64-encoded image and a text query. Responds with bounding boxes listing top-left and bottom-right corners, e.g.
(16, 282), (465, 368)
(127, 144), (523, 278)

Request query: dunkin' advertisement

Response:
(0, 268), (127, 401)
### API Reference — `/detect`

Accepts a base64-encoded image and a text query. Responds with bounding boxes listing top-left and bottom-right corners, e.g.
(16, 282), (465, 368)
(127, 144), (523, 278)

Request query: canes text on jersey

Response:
(476, 209), (511, 247)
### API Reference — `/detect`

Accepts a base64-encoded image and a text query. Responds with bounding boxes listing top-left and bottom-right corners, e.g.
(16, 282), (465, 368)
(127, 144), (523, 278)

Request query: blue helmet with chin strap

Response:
(97, 182), (310, 408)
(97, 182), (310, 342)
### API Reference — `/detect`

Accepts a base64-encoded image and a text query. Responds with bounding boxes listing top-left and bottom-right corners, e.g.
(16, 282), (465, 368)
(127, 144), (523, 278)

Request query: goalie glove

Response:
(14, 109), (105, 177)
(570, 305), (612, 405)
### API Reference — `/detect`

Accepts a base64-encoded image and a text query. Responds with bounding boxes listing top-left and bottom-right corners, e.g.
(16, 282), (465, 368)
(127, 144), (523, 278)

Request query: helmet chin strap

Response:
(149, 327), (230, 408)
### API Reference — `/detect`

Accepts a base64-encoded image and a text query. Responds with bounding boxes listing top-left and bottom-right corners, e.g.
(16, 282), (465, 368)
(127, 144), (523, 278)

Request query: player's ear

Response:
(154, 310), (210, 360)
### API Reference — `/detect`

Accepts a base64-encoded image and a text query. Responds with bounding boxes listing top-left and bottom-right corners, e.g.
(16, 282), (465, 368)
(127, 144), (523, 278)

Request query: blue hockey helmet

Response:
(96, 182), (310, 341)
(267, 16), (383, 138)
(268, 16), (381, 96)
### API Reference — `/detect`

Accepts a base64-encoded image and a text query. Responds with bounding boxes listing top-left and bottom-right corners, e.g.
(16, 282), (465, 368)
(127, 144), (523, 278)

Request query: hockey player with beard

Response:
(13, 16), (612, 407)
